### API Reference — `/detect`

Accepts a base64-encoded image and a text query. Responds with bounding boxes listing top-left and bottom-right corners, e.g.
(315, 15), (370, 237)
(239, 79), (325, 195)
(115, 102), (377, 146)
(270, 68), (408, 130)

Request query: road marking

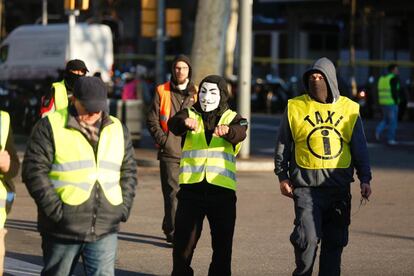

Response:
(4, 257), (42, 275)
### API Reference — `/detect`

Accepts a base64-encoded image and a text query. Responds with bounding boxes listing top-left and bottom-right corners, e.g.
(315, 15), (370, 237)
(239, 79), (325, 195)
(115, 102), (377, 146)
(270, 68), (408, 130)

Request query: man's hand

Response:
(0, 151), (10, 174)
(360, 183), (372, 199)
(280, 179), (293, 198)
(184, 118), (198, 131)
(214, 125), (229, 137)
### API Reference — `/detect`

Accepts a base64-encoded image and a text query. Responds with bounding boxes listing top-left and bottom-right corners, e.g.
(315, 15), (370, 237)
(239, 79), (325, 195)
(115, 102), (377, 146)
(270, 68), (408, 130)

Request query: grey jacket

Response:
(274, 57), (372, 188)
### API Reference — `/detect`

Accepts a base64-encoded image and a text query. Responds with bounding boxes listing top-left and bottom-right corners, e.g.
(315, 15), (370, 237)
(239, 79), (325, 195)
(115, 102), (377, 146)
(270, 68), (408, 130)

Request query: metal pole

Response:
(42, 0), (48, 25)
(67, 9), (79, 61)
(0, 0), (3, 40)
(156, 0), (165, 85)
(237, 0), (252, 159)
(349, 0), (357, 97)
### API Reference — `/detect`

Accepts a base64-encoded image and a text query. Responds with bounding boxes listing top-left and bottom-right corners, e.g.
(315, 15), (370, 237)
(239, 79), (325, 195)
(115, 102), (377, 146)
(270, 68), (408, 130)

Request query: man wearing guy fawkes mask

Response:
(168, 75), (248, 276)
(40, 59), (88, 117)
(275, 57), (372, 276)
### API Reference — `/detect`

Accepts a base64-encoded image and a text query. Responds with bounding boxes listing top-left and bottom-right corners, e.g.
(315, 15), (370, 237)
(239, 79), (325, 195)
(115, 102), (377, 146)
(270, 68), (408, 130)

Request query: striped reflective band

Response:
(99, 161), (121, 171)
(182, 150), (235, 163)
(180, 165), (205, 174)
(180, 165), (236, 181)
(207, 166), (236, 180)
(0, 199), (5, 208)
(100, 181), (120, 190)
(160, 115), (168, 121)
(50, 180), (91, 191)
(52, 160), (95, 171)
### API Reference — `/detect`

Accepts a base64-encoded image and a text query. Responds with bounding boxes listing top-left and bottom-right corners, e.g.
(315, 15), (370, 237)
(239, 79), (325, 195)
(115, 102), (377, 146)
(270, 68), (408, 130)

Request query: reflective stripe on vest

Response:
(157, 82), (171, 133)
(179, 109), (241, 190)
(52, 80), (69, 111)
(377, 73), (399, 106)
(287, 95), (359, 169)
(48, 109), (124, 206)
(0, 111), (10, 227)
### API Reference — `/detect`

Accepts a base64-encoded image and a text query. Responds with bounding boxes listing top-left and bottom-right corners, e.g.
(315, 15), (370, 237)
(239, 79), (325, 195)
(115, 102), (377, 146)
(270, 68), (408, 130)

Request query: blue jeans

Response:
(376, 105), (398, 142)
(41, 233), (118, 276)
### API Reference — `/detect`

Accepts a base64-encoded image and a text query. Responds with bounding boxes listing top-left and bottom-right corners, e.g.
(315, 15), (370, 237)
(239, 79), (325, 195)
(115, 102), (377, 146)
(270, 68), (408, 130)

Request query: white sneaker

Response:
(387, 140), (398, 146)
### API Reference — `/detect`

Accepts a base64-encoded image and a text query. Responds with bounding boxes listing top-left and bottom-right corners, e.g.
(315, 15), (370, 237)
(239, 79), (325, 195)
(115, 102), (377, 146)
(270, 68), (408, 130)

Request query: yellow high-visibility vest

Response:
(377, 73), (399, 106)
(48, 109), (124, 206)
(52, 80), (69, 111)
(0, 111), (10, 227)
(179, 108), (241, 190)
(287, 95), (359, 169)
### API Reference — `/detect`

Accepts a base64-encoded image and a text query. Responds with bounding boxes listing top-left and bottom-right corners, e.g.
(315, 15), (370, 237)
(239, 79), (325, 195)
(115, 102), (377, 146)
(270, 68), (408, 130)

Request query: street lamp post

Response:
(66, 9), (79, 61)
(156, 0), (166, 85)
(42, 0), (48, 25)
(237, 0), (252, 159)
(349, 0), (357, 97)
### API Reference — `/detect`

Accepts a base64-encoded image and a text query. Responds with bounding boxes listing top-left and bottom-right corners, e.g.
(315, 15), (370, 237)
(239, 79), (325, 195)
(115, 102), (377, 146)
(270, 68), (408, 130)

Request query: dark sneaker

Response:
(166, 233), (174, 244)
(387, 140), (398, 146)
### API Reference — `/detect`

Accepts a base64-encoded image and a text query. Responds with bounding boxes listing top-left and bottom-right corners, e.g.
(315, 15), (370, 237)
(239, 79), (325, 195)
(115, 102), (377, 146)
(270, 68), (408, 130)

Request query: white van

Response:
(0, 23), (113, 83)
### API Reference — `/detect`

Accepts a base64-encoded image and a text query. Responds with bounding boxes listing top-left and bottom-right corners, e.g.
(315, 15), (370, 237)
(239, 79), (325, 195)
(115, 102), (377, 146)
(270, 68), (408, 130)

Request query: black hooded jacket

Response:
(274, 57), (372, 188)
(147, 55), (198, 161)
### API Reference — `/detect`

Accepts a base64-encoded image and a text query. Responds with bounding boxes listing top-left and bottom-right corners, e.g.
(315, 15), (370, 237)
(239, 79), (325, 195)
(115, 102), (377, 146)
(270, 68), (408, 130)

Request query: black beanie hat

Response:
(66, 59), (89, 72)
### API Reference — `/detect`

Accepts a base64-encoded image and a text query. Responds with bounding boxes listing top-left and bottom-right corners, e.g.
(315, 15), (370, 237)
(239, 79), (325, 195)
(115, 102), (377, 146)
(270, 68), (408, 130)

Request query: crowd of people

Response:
(12, 55), (414, 276)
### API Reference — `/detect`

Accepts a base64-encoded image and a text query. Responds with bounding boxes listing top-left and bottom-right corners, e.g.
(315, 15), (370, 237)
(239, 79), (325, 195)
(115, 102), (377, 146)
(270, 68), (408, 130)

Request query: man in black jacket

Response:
(147, 55), (197, 243)
(23, 76), (137, 276)
(274, 57), (372, 276)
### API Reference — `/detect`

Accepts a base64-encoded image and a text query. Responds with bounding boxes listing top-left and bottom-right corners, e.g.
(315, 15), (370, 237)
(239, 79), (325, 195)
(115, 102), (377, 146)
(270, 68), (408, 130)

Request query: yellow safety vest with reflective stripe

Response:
(52, 80), (69, 111)
(48, 109), (124, 206)
(0, 111), (10, 227)
(377, 73), (399, 106)
(288, 95), (359, 169)
(179, 108), (241, 190)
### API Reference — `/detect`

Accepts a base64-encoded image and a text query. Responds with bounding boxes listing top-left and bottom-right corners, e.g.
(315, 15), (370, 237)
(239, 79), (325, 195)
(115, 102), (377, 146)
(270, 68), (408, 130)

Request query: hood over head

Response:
(194, 75), (230, 130)
(195, 75), (230, 113)
(170, 54), (192, 85)
(302, 57), (340, 103)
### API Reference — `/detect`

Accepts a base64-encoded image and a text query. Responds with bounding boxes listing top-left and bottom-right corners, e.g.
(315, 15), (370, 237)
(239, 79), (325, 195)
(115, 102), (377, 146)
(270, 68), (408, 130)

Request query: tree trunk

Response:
(225, 0), (238, 79)
(191, 0), (231, 85)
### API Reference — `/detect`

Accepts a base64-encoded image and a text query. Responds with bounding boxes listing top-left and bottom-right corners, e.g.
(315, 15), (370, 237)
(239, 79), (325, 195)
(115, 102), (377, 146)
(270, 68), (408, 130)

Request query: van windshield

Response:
(0, 45), (8, 63)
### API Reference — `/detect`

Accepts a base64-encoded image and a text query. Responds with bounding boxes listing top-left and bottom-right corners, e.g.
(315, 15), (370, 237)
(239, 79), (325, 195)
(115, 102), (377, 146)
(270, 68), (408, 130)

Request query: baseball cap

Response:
(66, 59), (89, 72)
(73, 77), (108, 113)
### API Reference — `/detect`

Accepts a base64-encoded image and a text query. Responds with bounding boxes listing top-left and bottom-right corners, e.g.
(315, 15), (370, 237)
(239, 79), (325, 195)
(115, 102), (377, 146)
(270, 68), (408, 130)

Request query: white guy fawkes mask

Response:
(199, 82), (220, 112)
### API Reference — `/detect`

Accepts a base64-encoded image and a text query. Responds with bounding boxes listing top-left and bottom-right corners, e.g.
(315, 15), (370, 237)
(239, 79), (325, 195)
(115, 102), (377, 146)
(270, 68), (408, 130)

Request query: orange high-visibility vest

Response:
(157, 82), (172, 133)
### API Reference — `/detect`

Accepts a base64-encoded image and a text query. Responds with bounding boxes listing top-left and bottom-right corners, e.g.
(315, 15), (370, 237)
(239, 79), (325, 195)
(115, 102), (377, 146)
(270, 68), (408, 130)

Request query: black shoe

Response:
(166, 233), (174, 244)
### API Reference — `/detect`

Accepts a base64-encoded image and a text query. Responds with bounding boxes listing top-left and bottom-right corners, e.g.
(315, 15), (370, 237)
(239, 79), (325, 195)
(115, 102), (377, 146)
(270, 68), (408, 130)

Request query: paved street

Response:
(4, 114), (414, 275)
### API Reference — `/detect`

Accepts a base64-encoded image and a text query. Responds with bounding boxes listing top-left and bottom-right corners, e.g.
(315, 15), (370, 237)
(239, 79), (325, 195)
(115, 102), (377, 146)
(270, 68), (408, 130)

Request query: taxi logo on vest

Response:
(304, 111), (344, 160)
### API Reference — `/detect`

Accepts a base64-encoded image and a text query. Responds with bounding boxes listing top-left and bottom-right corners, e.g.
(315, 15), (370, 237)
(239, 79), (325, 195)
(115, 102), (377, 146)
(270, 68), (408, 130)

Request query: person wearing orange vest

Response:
(147, 55), (197, 244)
(40, 59), (88, 117)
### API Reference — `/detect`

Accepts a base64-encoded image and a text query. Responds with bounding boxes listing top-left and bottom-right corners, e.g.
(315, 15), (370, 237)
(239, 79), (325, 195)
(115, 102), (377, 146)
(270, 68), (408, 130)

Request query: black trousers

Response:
(171, 185), (237, 276)
(160, 160), (180, 236)
(291, 187), (351, 276)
